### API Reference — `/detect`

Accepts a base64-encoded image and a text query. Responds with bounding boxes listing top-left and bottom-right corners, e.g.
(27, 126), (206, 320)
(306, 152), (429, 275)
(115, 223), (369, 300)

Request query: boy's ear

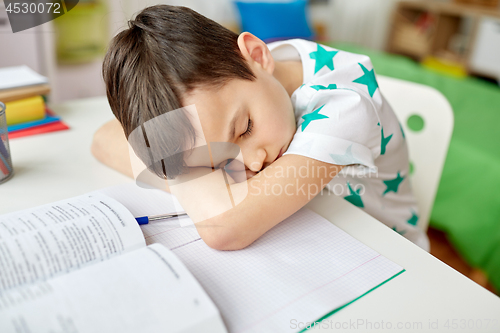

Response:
(237, 32), (274, 75)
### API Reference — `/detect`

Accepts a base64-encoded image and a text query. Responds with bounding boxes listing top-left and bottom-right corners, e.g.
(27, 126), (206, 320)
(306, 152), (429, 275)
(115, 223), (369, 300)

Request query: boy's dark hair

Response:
(102, 5), (255, 179)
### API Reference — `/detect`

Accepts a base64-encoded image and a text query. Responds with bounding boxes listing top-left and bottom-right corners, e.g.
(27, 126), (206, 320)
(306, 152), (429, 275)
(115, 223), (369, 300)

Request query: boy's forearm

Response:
(91, 119), (172, 193)
(174, 155), (343, 250)
(91, 119), (134, 178)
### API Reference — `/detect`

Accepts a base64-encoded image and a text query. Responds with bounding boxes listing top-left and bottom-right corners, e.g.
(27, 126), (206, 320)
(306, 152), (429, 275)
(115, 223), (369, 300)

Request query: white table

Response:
(1, 96), (499, 333)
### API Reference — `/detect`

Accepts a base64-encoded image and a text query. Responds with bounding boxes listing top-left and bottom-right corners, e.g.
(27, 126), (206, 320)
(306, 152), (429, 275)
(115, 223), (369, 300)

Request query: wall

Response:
(0, 0), (401, 104)
(327, 0), (404, 51)
(0, 2), (107, 103)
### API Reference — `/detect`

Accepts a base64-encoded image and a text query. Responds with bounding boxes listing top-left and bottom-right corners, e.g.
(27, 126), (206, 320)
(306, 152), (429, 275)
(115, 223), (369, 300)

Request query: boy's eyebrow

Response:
(227, 107), (243, 142)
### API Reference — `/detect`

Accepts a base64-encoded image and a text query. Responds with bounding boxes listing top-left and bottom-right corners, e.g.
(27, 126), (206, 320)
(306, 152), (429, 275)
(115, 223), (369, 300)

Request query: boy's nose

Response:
(247, 148), (266, 172)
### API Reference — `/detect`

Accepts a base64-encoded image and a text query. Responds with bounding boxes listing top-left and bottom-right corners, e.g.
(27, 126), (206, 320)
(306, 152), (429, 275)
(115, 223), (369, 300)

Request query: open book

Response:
(1, 183), (405, 333)
(0, 191), (227, 333)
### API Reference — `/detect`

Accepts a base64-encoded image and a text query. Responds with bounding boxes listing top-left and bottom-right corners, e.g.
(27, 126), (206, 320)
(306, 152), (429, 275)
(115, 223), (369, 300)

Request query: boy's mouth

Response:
(274, 148), (284, 162)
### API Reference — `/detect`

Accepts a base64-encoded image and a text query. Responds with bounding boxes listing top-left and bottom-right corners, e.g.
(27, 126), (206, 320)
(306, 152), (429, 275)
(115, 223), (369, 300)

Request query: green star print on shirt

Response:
(309, 44), (338, 74)
(381, 127), (392, 155)
(407, 211), (419, 226)
(344, 181), (364, 208)
(392, 226), (407, 235)
(382, 172), (405, 196)
(399, 123), (406, 139)
(310, 84), (337, 91)
(329, 144), (363, 165)
(301, 104), (329, 131)
(353, 63), (379, 97)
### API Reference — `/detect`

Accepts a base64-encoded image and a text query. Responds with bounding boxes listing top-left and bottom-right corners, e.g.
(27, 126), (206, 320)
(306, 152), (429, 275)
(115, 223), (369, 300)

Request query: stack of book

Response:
(0, 65), (69, 139)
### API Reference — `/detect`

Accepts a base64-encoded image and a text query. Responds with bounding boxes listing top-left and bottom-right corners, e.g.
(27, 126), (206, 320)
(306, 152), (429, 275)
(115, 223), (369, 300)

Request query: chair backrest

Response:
(378, 75), (454, 231)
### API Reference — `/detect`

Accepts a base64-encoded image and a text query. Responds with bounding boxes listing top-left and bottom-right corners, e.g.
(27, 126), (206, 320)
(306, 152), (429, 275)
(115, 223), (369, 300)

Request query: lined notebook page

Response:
(99, 183), (404, 333)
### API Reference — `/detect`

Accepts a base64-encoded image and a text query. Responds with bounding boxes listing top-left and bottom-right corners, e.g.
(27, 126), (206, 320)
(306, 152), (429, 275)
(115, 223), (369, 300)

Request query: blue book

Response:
(8, 112), (60, 132)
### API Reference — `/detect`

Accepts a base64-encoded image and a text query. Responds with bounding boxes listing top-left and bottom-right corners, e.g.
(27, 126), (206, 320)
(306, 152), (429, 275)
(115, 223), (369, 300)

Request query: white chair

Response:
(378, 75), (454, 231)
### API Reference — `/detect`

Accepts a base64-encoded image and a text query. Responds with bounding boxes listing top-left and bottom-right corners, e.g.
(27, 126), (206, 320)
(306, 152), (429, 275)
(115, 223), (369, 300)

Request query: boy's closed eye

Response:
(240, 119), (253, 138)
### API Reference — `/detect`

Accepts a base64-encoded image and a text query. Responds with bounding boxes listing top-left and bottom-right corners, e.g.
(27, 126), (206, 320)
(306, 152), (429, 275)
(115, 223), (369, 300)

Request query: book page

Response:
(0, 243), (227, 333)
(0, 193), (145, 292)
(101, 184), (404, 333)
(0, 65), (48, 90)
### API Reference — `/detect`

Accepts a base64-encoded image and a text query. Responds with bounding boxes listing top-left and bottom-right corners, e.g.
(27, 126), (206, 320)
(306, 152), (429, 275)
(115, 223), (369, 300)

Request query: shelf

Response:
(387, 1), (500, 78)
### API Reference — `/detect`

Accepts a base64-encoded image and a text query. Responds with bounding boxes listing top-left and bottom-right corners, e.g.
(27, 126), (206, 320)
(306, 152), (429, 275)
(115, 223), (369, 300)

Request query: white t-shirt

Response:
(268, 39), (430, 251)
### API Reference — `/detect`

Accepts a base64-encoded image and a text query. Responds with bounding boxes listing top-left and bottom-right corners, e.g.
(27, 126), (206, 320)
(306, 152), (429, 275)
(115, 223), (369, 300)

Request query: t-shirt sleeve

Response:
(284, 89), (381, 171)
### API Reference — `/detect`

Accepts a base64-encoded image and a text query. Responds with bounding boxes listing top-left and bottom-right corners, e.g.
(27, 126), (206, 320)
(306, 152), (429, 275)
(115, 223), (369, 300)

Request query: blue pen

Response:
(0, 139), (9, 159)
(135, 212), (188, 225)
(0, 150), (11, 172)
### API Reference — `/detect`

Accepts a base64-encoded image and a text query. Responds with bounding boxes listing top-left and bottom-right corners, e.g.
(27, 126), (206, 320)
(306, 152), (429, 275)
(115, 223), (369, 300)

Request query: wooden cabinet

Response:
(387, 1), (500, 79)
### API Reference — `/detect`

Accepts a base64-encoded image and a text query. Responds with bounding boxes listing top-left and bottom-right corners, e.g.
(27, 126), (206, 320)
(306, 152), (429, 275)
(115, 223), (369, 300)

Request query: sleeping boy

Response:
(91, 5), (430, 252)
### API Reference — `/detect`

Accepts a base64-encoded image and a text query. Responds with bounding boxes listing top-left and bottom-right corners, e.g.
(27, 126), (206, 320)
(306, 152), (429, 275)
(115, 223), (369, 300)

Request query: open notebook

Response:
(99, 183), (404, 333)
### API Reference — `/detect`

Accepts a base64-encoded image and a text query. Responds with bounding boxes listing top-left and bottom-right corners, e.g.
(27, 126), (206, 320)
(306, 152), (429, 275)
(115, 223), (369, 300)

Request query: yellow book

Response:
(5, 95), (45, 125)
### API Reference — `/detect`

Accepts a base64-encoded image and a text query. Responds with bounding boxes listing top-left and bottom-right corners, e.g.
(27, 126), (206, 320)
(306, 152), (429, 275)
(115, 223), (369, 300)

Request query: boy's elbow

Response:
(198, 222), (252, 251)
(91, 124), (114, 166)
(202, 234), (234, 251)
(90, 126), (106, 163)
(90, 119), (135, 179)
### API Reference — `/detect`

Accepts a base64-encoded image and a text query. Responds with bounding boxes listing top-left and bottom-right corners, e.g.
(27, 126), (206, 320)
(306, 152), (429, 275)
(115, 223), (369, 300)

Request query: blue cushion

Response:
(234, 0), (314, 42)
